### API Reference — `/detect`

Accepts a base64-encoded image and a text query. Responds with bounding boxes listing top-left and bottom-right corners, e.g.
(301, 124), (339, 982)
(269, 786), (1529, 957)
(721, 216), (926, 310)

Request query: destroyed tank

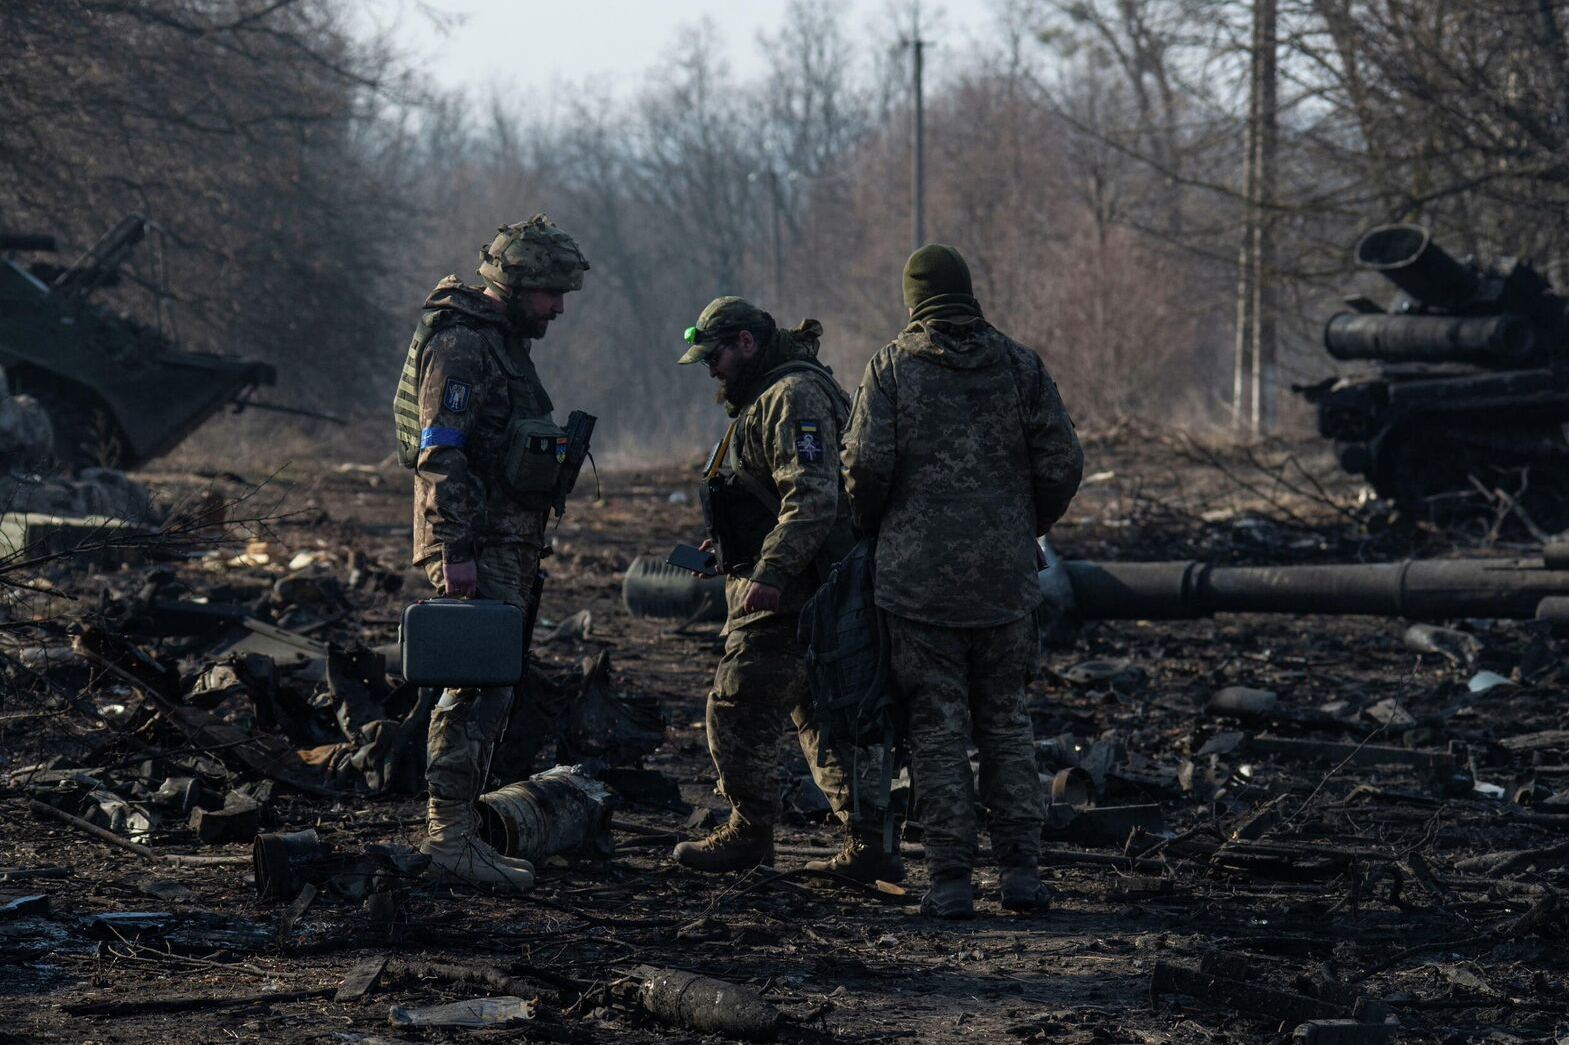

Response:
(0, 214), (276, 470)
(1298, 223), (1569, 518)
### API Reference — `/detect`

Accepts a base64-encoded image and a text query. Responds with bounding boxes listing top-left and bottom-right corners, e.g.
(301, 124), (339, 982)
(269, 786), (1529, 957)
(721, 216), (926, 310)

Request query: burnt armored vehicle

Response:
(1299, 224), (1569, 517)
(0, 214), (276, 470)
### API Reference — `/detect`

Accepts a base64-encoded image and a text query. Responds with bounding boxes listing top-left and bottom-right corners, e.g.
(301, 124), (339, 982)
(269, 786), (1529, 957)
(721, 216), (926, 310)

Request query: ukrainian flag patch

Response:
(795, 419), (823, 463)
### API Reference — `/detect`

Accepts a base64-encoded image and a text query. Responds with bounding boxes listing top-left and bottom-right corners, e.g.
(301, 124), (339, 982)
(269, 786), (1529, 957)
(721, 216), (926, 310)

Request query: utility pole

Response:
(748, 168), (787, 304)
(904, 6), (928, 252)
(1250, 0), (1279, 435)
(768, 169), (784, 305)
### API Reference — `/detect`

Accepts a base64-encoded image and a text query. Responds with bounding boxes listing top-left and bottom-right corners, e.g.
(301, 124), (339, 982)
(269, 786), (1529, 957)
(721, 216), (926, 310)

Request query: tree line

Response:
(4, 0), (1567, 461)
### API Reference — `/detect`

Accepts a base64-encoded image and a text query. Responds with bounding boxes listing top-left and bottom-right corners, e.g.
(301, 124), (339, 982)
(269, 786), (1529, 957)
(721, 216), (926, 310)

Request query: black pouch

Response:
(700, 474), (776, 574)
(400, 598), (525, 687)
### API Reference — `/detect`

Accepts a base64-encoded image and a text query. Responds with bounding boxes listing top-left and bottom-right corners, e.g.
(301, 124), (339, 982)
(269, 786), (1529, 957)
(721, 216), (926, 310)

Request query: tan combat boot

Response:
(422, 797), (536, 891)
(672, 813), (774, 873)
(804, 824), (906, 884)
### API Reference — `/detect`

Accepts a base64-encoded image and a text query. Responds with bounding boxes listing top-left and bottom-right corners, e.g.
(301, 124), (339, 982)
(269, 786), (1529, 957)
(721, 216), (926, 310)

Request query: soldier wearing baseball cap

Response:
(670, 296), (903, 884)
(390, 214), (590, 892)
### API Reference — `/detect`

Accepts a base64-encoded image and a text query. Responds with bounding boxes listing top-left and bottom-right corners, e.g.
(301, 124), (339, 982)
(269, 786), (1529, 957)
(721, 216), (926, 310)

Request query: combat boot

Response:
(672, 814), (774, 873)
(422, 797), (536, 891)
(920, 873), (975, 920)
(804, 824), (906, 884)
(999, 866), (1051, 913)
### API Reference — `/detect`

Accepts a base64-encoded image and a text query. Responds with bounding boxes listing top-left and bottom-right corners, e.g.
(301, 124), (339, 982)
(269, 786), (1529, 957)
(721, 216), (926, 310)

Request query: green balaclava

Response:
(902, 243), (983, 324)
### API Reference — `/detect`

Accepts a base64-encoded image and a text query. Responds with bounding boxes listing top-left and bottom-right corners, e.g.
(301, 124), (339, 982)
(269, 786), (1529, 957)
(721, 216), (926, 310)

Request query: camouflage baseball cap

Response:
(678, 296), (773, 364)
(477, 213), (589, 296)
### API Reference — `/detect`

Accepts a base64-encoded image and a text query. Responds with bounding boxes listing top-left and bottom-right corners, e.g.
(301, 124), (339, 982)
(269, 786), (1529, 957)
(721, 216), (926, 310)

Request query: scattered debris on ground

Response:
(2, 432), (1569, 1044)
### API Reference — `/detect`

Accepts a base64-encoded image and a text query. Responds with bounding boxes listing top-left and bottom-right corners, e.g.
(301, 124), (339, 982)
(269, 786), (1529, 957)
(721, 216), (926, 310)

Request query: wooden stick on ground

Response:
(26, 799), (251, 867)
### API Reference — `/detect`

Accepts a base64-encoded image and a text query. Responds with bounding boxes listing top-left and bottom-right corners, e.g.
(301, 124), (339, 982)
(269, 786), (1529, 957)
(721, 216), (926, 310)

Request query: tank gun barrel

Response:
(1045, 547), (1569, 625)
(1355, 223), (1479, 307)
(1324, 312), (1535, 364)
(52, 213), (147, 298)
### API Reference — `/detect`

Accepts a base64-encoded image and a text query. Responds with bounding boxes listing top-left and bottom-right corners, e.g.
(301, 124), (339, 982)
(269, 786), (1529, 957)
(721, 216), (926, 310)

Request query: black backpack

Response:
(798, 538), (902, 850)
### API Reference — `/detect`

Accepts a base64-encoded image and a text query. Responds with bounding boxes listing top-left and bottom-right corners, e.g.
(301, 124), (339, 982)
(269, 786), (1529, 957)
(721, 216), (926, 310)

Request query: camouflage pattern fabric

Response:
(841, 317), (1083, 628)
(422, 542), (539, 804)
(723, 365), (854, 631)
(476, 213), (589, 297)
(410, 277), (553, 566)
(706, 617), (853, 829)
(888, 612), (1044, 877)
(678, 296), (773, 365)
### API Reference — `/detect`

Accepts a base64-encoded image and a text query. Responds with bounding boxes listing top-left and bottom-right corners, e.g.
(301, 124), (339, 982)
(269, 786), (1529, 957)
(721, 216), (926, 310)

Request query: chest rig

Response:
(393, 310), (565, 506)
(700, 361), (841, 574)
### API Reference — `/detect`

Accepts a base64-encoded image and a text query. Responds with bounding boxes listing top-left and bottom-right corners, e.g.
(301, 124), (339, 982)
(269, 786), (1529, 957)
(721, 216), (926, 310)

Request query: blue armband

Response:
(419, 426), (466, 450)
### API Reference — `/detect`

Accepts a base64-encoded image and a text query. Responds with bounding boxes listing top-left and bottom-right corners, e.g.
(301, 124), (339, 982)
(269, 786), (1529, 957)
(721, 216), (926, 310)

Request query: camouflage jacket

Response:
(842, 317), (1083, 627)
(721, 361), (855, 632)
(409, 277), (552, 567)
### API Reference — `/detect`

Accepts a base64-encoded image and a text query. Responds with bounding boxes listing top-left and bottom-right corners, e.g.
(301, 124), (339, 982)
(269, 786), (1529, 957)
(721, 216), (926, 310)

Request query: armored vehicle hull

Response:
(0, 215), (275, 470)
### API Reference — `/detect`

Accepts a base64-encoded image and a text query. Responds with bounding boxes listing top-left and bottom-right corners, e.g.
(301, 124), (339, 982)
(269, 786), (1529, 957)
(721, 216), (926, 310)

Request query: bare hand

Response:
(740, 581), (782, 613)
(690, 538), (719, 578)
(443, 559), (478, 598)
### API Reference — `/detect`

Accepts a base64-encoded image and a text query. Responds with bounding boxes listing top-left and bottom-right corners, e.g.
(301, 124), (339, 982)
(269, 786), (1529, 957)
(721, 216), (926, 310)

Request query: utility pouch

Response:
(700, 474), (776, 574)
(503, 416), (567, 494)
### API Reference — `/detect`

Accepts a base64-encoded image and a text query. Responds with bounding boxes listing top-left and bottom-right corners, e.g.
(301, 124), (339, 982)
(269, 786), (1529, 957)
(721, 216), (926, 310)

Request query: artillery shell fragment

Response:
(632, 965), (779, 1042)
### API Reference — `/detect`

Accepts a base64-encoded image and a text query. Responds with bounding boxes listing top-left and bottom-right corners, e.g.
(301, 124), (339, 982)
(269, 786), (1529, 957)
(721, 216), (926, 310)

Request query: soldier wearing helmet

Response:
(391, 214), (589, 891)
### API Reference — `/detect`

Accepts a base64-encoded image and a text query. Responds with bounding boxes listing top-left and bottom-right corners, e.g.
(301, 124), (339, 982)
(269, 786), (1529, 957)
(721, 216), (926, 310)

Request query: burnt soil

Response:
(2, 428), (1569, 1044)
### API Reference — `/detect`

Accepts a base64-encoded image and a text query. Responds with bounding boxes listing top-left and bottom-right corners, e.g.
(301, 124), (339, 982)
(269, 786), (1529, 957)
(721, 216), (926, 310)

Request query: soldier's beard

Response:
(506, 298), (553, 339)
(715, 351), (768, 410)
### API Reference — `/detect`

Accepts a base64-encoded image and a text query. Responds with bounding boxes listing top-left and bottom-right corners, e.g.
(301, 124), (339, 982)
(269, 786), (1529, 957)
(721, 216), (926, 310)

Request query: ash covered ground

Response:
(2, 429), (1568, 1044)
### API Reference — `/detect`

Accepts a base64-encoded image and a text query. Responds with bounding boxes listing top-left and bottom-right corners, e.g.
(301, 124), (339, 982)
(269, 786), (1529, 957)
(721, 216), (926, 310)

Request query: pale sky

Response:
(354, 0), (1004, 99)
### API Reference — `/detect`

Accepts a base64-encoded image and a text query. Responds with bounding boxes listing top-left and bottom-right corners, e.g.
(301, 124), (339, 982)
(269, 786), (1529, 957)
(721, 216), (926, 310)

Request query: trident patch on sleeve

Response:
(442, 379), (471, 413)
(795, 420), (824, 463)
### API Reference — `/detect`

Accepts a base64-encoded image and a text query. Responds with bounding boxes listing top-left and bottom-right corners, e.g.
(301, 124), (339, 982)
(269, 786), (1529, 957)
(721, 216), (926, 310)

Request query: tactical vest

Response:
(700, 360), (851, 573)
(393, 307), (463, 469)
(393, 309), (564, 504)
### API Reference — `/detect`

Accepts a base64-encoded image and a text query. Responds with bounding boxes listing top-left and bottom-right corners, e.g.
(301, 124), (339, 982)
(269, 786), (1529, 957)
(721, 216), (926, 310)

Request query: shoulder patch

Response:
(795, 419), (824, 463)
(442, 378), (471, 413)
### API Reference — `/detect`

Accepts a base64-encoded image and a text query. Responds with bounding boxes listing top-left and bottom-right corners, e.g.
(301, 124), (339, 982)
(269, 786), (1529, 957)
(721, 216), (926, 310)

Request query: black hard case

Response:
(399, 598), (525, 687)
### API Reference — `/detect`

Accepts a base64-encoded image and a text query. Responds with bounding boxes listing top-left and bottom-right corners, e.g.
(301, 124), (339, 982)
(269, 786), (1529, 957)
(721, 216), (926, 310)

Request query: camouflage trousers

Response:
(888, 612), (1043, 879)
(422, 542), (540, 805)
(706, 618), (856, 830)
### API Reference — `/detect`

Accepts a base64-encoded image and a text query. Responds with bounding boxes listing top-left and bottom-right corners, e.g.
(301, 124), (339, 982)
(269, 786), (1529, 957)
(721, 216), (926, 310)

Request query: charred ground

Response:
(1, 429), (1566, 1044)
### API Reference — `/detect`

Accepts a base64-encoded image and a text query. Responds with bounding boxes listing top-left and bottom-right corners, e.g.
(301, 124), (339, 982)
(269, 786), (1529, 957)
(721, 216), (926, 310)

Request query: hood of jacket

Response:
(421, 275), (511, 329)
(894, 315), (1004, 370)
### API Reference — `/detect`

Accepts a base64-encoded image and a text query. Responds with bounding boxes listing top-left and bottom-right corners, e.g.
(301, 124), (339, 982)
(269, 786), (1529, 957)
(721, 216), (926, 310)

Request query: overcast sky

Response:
(354, 0), (1002, 99)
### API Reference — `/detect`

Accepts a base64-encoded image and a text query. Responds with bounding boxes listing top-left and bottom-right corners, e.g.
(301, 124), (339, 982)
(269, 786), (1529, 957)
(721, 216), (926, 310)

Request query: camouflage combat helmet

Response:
(476, 213), (589, 298)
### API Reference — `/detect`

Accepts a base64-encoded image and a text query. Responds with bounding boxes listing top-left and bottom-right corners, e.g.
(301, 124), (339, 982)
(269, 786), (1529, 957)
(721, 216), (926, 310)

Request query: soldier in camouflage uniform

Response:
(670, 297), (899, 881)
(842, 244), (1083, 918)
(391, 215), (589, 891)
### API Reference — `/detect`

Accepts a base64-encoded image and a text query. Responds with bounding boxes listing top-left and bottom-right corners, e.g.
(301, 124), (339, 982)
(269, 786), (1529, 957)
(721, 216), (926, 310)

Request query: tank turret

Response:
(1297, 224), (1569, 519)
